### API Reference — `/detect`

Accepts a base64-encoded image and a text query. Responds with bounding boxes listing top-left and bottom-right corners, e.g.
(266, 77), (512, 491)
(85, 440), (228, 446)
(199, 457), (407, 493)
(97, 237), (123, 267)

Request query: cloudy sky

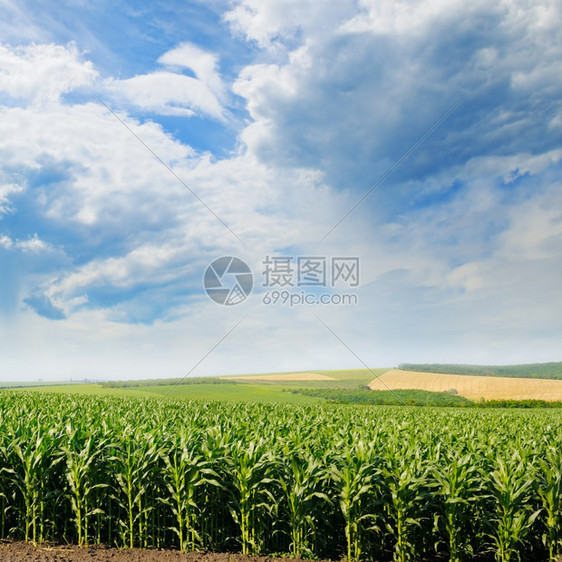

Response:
(0, 0), (561, 381)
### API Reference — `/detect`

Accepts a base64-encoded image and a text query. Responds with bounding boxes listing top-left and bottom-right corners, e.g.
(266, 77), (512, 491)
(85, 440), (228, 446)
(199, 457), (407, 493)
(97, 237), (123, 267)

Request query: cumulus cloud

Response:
(0, 42), (97, 104)
(0, 233), (52, 253)
(225, 0), (352, 51)
(106, 42), (227, 120)
(1, 1), (562, 379)
(0, 40), (343, 327)
(0, 182), (23, 215)
(229, 0), (562, 198)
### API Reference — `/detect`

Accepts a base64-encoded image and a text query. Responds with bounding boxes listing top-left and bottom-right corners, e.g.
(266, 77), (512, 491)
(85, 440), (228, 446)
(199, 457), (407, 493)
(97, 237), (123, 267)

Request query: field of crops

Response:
(1, 392), (561, 562)
(368, 369), (562, 401)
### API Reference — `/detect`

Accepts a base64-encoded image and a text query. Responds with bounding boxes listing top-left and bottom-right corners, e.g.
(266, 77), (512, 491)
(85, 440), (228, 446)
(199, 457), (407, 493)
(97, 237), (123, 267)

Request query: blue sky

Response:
(0, 0), (561, 380)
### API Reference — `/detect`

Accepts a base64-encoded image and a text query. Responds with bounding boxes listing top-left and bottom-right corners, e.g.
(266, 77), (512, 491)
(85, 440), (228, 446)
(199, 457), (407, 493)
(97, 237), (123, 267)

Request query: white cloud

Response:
(0, 43), (343, 325)
(0, 233), (52, 252)
(106, 43), (227, 120)
(1, 1), (562, 380)
(0, 182), (23, 215)
(158, 42), (224, 96)
(340, 0), (492, 36)
(0, 234), (12, 248)
(106, 71), (222, 119)
(16, 233), (52, 253)
(0, 42), (97, 103)
(228, 0), (562, 199)
(224, 0), (353, 51)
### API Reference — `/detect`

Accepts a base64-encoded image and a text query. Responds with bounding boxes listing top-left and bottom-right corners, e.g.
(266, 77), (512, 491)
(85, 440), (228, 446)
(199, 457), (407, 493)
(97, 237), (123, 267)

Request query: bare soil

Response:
(0, 542), (326, 562)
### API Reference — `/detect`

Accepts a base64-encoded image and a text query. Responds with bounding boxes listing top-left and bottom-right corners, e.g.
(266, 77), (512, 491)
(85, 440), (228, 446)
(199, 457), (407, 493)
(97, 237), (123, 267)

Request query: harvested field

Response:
(368, 368), (562, 401)
(225, 372), (337, 382)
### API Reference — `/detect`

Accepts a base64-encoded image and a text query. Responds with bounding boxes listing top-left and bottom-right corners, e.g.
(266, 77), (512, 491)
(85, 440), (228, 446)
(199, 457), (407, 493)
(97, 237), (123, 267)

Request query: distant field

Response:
(399, 361), (562, 379)
(8, 369), (389, 403)
(223, 368), (389, 388)
(10, 364), (562, 404)
(138, 383), (319, 403)
(12, 384), (158, 398)
(11, 382), (319, 404)
(370, 369), (562, 401)
(226, 372), (337, 382)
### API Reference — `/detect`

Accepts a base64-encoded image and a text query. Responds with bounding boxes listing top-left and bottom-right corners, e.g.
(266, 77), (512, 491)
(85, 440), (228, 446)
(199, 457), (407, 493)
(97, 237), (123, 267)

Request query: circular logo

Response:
(204, 256), (253, 305)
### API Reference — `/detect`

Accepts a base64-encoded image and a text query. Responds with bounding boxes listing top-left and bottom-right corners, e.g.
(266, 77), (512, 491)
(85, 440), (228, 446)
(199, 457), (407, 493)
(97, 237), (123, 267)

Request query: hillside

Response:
(398, 362), (562, 379)
(370, 368), (562, 401)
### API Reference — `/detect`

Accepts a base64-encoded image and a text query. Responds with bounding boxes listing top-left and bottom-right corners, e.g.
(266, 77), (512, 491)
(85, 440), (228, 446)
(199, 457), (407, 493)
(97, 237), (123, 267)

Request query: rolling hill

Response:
(398, 362), (562, 379)
(370, 368), (562, 401)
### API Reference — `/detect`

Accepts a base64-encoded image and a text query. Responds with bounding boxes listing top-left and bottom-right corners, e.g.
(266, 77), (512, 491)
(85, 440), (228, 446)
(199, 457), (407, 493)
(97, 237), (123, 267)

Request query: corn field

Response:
(0, 392), (561, 561)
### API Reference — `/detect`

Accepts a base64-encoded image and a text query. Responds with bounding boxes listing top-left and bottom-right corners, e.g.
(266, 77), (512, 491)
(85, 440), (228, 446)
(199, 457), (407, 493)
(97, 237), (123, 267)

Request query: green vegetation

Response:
(100, 369), (390, 390)
(287, 389), (562, 408)
(100, 376), (235, 388)
(139, 383), (319, 404)
(286, 388), (470, 406)
(14, 382), (319, 404)
(14, 364), (562, 408)
(1, 391), (562, 561)
(476, 399), (562, 408)
(15, 370), (562, 408)
(399, 362), (562, 379)
(225, 369), (389, 389)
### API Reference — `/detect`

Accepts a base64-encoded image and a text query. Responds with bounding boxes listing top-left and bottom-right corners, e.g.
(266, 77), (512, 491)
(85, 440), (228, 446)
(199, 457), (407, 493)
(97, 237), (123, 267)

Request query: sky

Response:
(0, 0), (561, 381)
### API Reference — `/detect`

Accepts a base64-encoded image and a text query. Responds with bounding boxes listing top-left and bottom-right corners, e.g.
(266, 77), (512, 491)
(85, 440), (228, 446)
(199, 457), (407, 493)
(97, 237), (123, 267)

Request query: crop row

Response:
(0, 392), (561, 561)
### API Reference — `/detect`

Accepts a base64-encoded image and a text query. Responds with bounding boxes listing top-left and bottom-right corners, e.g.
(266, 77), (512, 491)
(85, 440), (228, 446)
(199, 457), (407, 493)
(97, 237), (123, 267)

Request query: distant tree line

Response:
(398, 362), (562, 379)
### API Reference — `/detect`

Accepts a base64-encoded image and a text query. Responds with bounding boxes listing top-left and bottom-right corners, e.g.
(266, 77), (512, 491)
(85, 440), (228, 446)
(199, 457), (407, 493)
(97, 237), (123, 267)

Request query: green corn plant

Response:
(431, 452), (483, 562)
(279, 449), (331, 557)
(110, 428), (159, 548)
(160, 430), (221, 551)
(227, 439), (278, 555)
(1, 390), (562, 560)
(330, 440), (379, 562)
(64, 426), (109, 546)
(0, 437), (12, 541)
(0, 463), (10, 539)
(198, 424), (234, 551)
(488, 452), (541, 562)
(535, 446), (562, 561)
(5, 429), (63, 544)
(382, 443), (430, 562)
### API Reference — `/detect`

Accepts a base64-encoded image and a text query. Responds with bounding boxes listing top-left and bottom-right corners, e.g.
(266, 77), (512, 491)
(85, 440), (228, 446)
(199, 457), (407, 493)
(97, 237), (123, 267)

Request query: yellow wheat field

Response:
(226, 372), (337, 382)
(368, 369), (562, 401)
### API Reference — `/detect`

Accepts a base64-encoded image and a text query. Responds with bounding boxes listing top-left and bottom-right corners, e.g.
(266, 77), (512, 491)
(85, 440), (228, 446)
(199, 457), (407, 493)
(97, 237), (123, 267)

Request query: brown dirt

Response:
(368, 368), (562, 401)
(0, 541), (327, 562)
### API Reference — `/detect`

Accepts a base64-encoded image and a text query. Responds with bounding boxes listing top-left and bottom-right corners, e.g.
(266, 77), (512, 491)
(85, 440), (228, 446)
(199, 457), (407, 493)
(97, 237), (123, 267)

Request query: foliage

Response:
(286, 388), (470, 406)
(398, 362), (562, 380)
(0, 392), (561, 560)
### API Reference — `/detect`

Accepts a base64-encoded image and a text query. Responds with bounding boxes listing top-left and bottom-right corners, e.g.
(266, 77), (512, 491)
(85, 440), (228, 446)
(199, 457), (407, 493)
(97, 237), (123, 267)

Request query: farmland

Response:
(11, 381), (320, 404)
(11, 364), (562, 407)
(368, 369), (562, 401)
(398, 362), (562, 380)
(1, 391), (562, 561)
